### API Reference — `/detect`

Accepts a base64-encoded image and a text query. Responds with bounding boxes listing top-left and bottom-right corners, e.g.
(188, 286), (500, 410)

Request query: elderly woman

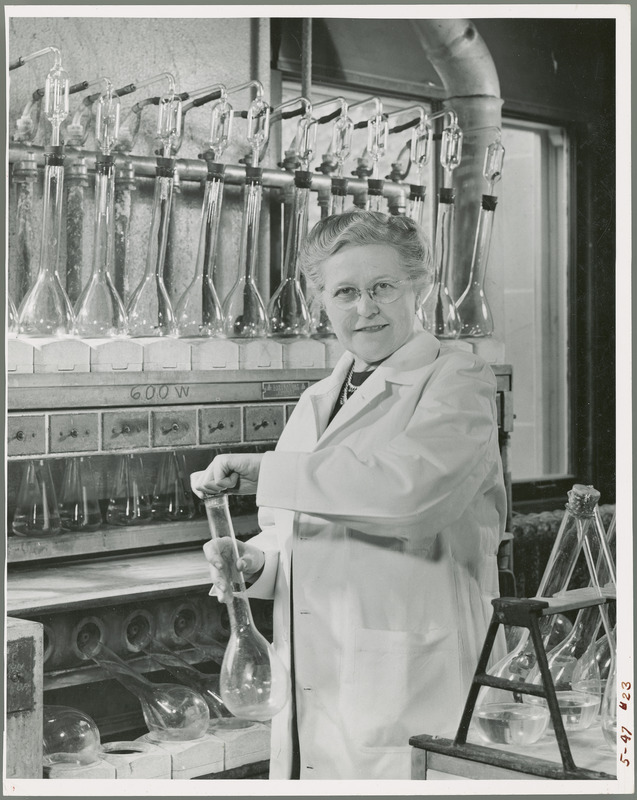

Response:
(191, 209), (506, 780)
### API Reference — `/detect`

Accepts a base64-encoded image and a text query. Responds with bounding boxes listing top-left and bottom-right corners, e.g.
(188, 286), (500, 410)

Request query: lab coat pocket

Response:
(345, 625), (461, 749)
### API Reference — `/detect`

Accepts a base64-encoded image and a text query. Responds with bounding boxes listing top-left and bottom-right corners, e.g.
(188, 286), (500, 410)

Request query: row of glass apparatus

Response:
(472, 484), (618, 752)
(10, 452), (201, 537)
(9, 46), (505, 343)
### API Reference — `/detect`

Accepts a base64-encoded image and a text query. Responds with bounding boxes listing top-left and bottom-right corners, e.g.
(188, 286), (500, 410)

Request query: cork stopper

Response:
(566, 484), (601, 517)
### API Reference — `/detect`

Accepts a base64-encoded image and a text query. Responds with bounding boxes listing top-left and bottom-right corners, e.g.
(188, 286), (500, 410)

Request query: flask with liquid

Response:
(150, 450), (196, 521)
(58, 456), (103, 532)
(472, 484), (610, 744)
(12, 459), (62, 537)
(106, 453), (152, 526)
(204, 494), (290, 720)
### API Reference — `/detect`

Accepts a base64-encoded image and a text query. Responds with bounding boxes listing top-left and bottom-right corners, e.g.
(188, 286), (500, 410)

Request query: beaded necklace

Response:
(339, 363), (373, 406)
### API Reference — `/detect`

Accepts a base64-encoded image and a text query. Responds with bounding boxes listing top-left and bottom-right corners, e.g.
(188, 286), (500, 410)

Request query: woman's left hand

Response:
(191, 452), (264, 497)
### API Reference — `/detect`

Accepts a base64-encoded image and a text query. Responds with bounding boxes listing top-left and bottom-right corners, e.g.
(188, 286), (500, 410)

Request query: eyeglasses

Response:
(325, 279), (412, 309)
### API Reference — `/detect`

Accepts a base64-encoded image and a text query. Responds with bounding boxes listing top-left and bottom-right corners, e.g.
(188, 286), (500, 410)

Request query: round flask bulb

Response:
(43, 705), (101, 766)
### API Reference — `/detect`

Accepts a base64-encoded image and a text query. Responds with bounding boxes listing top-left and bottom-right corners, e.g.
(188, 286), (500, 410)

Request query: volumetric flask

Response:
(58, 456), (102, 532)
(223, 167), (268, 338)
(151, 450), (196, 521)
(106, 453), (152, 526)
(80, 638), (209, 742)
(204, 494), (290, 720)
(43, 705), (101, 766)
(12, 459), (61, 537)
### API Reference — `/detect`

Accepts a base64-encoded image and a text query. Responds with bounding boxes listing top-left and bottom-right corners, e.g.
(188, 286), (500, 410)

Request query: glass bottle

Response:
(456, 140), (506, 337)
(18, 60), (75, 337)
(43, 705), (101, 766)
(12, 459), (62, 537)
(58, 456), (103, 532)
(106, 453), (152, 526)
(141, 638), (252, 730)
(82, 640), (209, 741)
(472, 485), (608, 743)
(204, 494), (290, 720)
(223, 166), (268, 338)
(175, 159), (225, 337)
(268, 170), (312, 338)
(151, 450), (196, 522)
(126, 157), (177, 337)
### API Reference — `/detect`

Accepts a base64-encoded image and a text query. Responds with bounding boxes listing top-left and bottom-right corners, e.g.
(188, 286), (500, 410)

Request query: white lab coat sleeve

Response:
(256, 356), (499, 537)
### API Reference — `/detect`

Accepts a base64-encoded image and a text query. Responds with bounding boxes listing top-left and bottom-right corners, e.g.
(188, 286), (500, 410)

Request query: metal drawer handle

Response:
(14, 430), (25, 442)
(254, 420), (270, 430)
(112, 424), (141, 436)
(161, 422), (189, 435)
(207, 421), (227, 433)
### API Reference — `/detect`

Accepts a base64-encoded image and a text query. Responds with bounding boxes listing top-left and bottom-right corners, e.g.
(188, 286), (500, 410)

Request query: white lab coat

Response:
(246, 329), (507, 780)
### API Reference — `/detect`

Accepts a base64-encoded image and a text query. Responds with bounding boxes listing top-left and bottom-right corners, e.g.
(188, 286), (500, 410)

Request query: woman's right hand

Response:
(203, 538), (265, 603)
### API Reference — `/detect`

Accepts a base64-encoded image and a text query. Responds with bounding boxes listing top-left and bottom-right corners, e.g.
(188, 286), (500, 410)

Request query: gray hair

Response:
(298, 210), (433, 300)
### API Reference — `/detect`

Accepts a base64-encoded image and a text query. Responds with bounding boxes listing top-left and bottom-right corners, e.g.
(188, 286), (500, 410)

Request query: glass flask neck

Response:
(90, 642), (155, 699)
(239, 174), (263, 283)
(145, 170), (175, 281)
(199, 173), (225, 282)
(38, 150), (66, 279)
(283, 177), (311, 282)
(90, 158), (116, 277)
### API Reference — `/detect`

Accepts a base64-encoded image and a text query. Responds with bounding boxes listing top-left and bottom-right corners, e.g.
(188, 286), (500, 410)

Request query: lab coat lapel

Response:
(315, 329), (441, 447)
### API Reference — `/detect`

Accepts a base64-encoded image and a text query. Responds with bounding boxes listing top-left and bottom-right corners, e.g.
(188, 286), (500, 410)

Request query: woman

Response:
(191, 210), (507, 780)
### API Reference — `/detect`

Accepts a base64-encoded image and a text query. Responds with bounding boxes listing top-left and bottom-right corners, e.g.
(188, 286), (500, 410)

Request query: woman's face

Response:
(320, 244), (418, 369)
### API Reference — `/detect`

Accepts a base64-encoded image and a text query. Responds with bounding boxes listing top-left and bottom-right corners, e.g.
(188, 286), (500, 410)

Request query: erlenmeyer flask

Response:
(18, 147), (76, 337)
(472, 485), (608, 742)
(58, 456), (103, 532)
(140, 637), (252, 730)
(80, 640), (209, 741)
(526, 510), (616, 711)
(175, 159), (225, 337)
(268, 171), (312, 338)
(43, 705), (101, 766)
(12, 459), (62, 537)
(600, 656), (617, 748)
(126, 158), (176, 337)
(223, 167), (268, 338)
(418, 187), (461, 338)
(204, 494), (290, 720)
(74, 155), (128, 337)
(151, 450), (195, 521)
(106, 453), (152, 526)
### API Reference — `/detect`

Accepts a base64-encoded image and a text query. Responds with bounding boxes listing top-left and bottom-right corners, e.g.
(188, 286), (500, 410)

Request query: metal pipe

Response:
(413, 19), (504, 315)
(8, 143), (408, 211)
